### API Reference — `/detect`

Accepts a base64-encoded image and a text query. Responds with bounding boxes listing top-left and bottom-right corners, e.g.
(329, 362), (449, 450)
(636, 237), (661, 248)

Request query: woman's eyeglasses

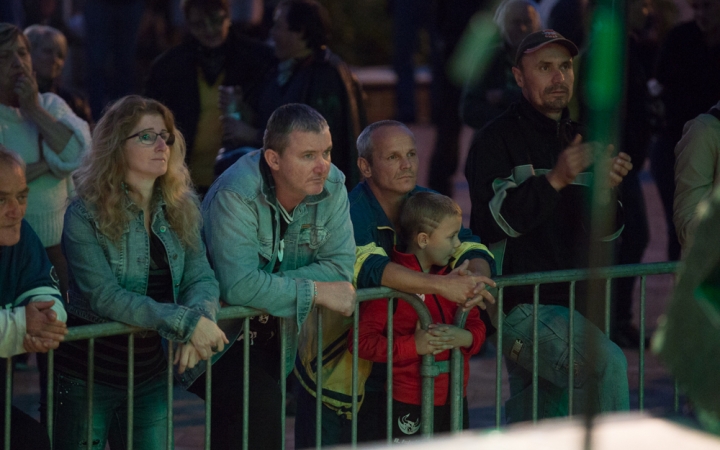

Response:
(125, 130), (175, 146)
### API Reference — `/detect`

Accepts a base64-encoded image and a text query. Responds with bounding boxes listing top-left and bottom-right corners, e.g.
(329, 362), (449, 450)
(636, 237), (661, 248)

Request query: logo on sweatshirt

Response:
(398, 413), (421, 435)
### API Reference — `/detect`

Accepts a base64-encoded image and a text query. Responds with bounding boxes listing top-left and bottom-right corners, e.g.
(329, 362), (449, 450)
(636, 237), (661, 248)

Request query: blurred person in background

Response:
(609, 0), (656, 349)
(24, 24), (93, 127)
(224, 0), (366, 189)
(426, 0), (484, 197)
(650, 0), (720, 262)
(145, 0), (274, 195)
(460, 0), (543, 130)
(673, 99), (720, 255)
(84, 0), (144, 121)
(0, 22), (90, 298)
(53, 95), (227, 450)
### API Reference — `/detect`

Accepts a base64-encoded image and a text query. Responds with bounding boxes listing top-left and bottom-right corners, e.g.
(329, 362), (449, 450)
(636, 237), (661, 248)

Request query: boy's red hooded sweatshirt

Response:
(350, 248), (486, 406)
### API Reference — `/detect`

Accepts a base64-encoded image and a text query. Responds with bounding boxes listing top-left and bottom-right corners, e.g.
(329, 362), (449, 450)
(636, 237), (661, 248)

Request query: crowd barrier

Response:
(2, 261), (680, 449)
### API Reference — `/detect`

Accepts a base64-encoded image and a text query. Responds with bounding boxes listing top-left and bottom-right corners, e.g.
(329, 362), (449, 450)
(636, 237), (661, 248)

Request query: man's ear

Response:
(358, 157), (372, 179)
(512, 66), (524, 88)
(264, 149), (281, 171)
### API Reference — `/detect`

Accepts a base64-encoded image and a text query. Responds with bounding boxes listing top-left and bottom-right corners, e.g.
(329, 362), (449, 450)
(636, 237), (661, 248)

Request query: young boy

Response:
(352, 192), (486, 442)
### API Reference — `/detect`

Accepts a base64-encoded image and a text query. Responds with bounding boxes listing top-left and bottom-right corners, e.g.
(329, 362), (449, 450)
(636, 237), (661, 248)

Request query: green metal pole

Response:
(280, 319), (287, 450)
(639, 276), (646, 411)
(243, 317), (250, 450)
(495, 288), (504, 429)
(167, 341), (174, 450)
(127, 333), (134, 450)
(47, 348), (54, 447)
(386, 298), (394, 444)
(205, 343), (212, 450)
(351, 301), (359, 447)
(4, 356), (11, 450)
(532, 284), (539, 423)
(87, 338), (95, 450)
(568, 281), (576, 416)
(316, 308), (323, 450)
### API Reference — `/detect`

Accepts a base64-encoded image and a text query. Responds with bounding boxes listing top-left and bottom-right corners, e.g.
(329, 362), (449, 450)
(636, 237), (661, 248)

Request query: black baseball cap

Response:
(515, 29), (579, 66)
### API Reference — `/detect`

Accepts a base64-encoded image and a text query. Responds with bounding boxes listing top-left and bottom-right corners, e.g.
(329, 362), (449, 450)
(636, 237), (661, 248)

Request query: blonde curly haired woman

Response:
(53, 95), (227, 450)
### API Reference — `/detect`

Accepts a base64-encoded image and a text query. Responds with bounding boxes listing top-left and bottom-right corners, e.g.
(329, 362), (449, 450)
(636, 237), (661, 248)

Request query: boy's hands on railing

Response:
(427, 324), (473, 349)
(23, 300), (67, 353)
(190, 316), (229, 360)
(415, 321), (453, 356)
(174, 342), (202, 374)
(315, 281), (356, 316)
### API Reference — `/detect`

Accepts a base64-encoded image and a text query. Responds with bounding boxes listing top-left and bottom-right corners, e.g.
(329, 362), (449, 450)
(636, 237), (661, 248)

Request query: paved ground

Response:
(10, 124), (679, 449)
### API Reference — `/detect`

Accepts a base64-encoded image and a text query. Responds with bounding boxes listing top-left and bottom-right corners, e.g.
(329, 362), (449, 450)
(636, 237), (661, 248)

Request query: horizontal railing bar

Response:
(493, 262), (679, 287)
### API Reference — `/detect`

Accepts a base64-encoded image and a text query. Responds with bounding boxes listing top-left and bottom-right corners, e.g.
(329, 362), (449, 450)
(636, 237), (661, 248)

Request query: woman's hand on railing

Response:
(174, 342), (201, 374)
(189, 316), (229, 360)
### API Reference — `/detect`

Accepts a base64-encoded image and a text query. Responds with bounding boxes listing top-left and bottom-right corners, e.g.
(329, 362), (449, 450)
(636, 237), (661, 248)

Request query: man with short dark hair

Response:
(191, 103), (356, 450)
(0, 145), (67, 449)
(465, 30), (633, 422)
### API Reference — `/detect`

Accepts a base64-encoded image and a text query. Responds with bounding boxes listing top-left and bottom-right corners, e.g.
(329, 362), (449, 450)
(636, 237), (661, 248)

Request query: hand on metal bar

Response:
(189, 316), (229, 360)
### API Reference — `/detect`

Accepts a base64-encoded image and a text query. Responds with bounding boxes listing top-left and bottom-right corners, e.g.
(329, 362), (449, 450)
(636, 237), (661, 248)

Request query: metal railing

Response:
(3, 261), (680, 449)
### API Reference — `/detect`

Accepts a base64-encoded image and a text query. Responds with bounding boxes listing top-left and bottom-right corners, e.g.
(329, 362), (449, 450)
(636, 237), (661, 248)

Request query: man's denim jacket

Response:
(187, 150), (355, 385)
(62, 197), (220, 349)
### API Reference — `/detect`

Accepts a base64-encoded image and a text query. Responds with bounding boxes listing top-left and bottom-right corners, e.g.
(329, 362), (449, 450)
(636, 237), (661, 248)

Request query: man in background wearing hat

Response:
(465, 30), (633, 422)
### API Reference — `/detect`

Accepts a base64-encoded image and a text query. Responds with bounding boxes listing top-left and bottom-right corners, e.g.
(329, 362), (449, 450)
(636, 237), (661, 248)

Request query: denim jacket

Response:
(186, 150), (355, 385)
(62, 196), (220, 345)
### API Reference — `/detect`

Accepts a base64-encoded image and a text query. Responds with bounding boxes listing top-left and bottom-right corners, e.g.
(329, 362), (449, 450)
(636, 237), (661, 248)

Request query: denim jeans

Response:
(501, 304), (629, 423)
(53, 372), (168, 450)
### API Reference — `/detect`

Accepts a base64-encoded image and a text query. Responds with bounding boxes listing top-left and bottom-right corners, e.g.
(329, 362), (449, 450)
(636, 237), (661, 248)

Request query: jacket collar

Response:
(517, 95), (571, 133)
(391, 246), (451, 275)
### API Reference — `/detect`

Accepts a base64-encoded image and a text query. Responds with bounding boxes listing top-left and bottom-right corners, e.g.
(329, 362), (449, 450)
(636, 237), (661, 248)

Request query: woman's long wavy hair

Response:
(73, 95), (201, 249)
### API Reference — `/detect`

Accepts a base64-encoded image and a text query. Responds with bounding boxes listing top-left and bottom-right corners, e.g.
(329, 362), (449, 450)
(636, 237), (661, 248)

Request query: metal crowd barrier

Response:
(2, 262), (680, 449)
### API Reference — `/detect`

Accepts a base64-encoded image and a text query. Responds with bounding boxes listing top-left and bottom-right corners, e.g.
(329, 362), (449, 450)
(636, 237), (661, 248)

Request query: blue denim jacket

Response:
(184, 150), (355, 385)
(62, 196), (220, 344)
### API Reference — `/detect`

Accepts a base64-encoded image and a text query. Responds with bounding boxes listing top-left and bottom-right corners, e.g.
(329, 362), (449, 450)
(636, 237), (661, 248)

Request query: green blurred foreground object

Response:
(655, 187), (720, 434)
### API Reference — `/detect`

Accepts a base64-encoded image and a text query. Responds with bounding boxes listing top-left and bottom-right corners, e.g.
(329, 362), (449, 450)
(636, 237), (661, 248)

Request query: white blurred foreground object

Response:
(335, 414), (720, 449)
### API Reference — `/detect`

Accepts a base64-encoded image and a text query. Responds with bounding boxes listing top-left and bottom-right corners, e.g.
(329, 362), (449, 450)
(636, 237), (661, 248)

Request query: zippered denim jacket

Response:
(62, 196), (220, 345)
(183, 150), (355, 386)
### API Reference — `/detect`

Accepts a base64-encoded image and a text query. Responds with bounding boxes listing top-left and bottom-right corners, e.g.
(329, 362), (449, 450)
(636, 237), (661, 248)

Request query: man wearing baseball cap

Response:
(465, 30), (633, 422)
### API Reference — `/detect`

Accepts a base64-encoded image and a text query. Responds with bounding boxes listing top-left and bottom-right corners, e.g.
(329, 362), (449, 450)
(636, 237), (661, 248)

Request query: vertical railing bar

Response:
(532, 284), (539, 423)
(495, 288), (504, 429)
(316, 307), (323, 450)
(205, 343), (212, 450)
(87, 338), (95, 450)
(127, 333), (135, 450)
(167, 341), (174, 450)
(280, 319), (287, 450)
(243, 317), (250, 450)
(386, 298), (394, 443)
(604, 278), (612, 336)
(48, 348), (55, 447)
(568, 281), (576, 416)
(4, 355), (12, 450)
(202, 343), (212, 449)
(639, 276), (647, 411)
(351, 301), (359, 447)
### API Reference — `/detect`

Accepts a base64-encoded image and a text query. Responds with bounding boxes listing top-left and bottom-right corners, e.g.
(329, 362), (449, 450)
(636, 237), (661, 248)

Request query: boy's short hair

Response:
(398, 192), (462, 246)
